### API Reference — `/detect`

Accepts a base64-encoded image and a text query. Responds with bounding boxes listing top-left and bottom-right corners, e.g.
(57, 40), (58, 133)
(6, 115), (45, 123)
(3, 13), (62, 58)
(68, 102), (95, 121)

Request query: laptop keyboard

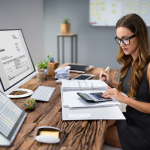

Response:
(30, 86), (55, 102)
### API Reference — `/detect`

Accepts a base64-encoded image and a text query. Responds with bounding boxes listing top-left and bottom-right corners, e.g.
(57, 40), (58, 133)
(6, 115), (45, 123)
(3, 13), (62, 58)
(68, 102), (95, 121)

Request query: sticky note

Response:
(101, 1), (106, 6)
(135, 0), (140, 1)
(96, 2), (101, 6)
(126, 2), (131, 7)
(97, 12), (101, 16)
(112, 10), (116, 14)
(125, 8), (130, 13)
(40, 131), (59, 138)
(112, 3), (116, 8)
(92, 13), (96, 17)
(92, 7), (95, 11)
(132, 2), (138, 7)
(97, 17), (101, 22)
(132, 8), (138, 13)
(101, 6), (105, 11)
(149, 3), (150, 8)
(117, 0), (121, 2)
(91, 2), (95, 6)
(141, 9), (147, 14)
(141, 2), (147, 7)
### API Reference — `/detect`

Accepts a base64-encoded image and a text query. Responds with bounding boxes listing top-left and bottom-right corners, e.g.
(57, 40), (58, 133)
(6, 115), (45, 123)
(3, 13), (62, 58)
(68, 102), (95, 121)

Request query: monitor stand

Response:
(7, 88), (33, 99)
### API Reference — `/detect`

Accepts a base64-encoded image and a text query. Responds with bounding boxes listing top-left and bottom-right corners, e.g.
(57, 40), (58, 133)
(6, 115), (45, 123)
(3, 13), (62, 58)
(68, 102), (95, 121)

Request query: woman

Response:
(100, 14), (150, 150)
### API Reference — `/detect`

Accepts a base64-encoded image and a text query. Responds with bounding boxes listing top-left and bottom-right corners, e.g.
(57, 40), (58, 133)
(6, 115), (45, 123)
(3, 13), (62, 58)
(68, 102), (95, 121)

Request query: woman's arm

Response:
(109, 80), (119, 89)
(124, 97), (150, 114)
(100, 71), (119, 89)
(147, 63), (150, 94)
(103, 89), (150, 114)
(124, 63), (150, 113)
(102, 63), (150, 114)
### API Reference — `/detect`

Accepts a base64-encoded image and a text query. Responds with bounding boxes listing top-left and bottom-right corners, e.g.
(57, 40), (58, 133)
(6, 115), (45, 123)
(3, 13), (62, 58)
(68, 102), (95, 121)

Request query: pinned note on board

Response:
(141, 9), (147, 14)
(141, 2), (147, 7)
(133, 8), (138, 13)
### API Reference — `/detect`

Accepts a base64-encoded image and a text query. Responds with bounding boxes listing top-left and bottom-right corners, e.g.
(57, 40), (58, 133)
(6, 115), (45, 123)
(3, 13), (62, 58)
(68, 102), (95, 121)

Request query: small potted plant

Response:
(61, 18), (70, 34)
(36, 59), (49, 81)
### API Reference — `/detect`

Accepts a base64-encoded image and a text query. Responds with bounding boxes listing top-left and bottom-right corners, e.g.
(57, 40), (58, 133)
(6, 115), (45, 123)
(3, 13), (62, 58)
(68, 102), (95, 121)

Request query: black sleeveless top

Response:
(122, 57), (150, 133)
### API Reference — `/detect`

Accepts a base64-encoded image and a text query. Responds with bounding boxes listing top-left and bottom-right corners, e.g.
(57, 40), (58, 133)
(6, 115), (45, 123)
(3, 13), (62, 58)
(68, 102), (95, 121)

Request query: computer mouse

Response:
(55, 79), (68, 83)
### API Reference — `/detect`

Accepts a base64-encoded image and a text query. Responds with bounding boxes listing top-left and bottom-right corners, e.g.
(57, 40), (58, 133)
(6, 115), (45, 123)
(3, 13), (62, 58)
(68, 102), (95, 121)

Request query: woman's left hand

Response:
(102, 87), (125, 103)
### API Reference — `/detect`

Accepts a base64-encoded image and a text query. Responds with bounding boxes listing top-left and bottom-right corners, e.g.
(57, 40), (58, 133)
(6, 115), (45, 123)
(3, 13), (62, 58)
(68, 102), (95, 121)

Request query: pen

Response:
(100, 66), (110, 79)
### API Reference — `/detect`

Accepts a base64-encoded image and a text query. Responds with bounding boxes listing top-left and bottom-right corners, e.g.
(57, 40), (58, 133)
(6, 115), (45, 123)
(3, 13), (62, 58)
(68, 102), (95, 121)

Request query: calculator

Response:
(77, 92), (112, 103)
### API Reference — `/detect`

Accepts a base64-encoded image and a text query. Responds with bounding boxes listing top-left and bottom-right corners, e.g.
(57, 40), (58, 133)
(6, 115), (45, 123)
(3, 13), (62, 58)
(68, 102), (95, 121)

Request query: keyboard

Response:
(30, 86), (55, 102)
(77, 92), (112, 103)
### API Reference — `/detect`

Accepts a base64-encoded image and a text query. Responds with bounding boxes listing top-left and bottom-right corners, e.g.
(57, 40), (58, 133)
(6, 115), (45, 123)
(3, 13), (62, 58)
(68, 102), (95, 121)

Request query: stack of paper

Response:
(54, 66), (71, 79)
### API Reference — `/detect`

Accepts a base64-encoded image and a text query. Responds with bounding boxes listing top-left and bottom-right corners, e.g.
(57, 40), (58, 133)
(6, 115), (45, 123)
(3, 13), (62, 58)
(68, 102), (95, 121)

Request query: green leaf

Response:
(64, 18), (69, 24)
(36, 56), (50, 69)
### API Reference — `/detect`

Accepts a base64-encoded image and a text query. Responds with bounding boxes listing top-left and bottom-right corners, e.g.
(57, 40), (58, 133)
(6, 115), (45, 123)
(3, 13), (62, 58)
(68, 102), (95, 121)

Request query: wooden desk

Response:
(1, 67), (119, 150)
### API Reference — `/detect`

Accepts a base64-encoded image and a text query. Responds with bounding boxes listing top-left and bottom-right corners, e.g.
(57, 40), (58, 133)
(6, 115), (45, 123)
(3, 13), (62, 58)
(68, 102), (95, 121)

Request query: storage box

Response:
(48, 61), (59, 76)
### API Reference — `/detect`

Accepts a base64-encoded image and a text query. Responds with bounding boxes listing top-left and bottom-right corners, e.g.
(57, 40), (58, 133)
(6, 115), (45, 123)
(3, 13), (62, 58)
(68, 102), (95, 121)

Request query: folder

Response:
(60, 85), (126, 120)
(61, 80), (120, 108)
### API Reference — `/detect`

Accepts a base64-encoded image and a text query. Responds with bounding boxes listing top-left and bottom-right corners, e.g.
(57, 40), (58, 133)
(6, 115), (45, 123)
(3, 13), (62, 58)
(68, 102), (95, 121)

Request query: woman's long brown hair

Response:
(116, 14), (150, 99)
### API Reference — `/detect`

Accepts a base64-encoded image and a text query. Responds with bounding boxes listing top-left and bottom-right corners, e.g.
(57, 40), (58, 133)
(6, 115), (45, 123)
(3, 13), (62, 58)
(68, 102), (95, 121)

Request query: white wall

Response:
(0, 0), (44, 65)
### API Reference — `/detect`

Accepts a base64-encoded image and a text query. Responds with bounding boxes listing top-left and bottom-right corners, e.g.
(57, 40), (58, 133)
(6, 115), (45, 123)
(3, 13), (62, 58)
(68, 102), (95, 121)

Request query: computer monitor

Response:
(0, 29), (36, 98)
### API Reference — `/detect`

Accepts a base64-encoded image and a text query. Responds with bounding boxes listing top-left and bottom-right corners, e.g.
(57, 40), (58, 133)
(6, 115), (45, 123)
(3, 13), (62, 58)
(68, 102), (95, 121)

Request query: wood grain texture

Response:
(57, 33), (77, 36)
(1, 66), (119, 150)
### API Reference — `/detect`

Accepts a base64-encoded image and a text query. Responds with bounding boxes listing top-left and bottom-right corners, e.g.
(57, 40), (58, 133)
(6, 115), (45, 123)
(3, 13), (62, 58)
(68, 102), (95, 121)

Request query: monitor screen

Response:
(0, 29), (36, 95)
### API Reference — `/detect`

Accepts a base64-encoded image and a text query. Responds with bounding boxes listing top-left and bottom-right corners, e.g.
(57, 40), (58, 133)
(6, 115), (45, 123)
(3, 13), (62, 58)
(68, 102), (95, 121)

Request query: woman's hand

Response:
(102, 87), (126, 103)
(100, 71), (113, 86)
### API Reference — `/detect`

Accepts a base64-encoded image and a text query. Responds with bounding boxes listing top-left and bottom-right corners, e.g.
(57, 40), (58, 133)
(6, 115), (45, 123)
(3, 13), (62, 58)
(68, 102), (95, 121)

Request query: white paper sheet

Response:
(68, 113), (92, 119)
(63, 90), (120, 108)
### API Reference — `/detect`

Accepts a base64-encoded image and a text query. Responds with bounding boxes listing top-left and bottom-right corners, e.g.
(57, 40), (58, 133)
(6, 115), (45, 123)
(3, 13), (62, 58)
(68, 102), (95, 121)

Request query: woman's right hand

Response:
(100, 71), (113, 86)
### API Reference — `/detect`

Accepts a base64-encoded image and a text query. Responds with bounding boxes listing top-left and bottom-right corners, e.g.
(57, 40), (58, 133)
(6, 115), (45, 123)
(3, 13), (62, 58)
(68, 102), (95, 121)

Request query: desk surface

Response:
(1, 66), (119, 150)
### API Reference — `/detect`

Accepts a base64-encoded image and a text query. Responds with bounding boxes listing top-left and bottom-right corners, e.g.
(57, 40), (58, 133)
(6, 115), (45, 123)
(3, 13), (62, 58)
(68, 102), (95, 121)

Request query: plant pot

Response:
(61, 23), (70, 34)
(36, 68), (49, 81)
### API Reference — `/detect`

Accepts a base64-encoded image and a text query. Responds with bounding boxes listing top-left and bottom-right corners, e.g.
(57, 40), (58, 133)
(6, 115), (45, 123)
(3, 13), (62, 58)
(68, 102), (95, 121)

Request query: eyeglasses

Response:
(114, 34), (135, 45)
